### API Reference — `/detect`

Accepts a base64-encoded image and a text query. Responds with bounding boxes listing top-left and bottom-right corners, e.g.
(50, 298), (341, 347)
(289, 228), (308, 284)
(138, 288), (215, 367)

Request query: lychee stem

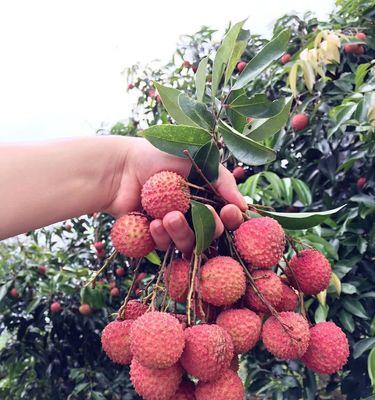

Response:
(186, 182), (210, 192)
(186, 252), (201, 326)
(85, 250), (118, 288)
(190, 195), (222, 206)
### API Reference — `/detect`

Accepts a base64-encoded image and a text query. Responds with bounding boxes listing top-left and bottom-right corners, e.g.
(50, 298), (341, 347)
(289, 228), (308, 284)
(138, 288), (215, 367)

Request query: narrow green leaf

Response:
(224, 29), (250, 85)
(262, 205), (345, 230)
(315, 304), (329, 323)
(368, 346), (375, 389)
(154, 82), (198, 126)
(339, 309), (355, 333)
(342, 298), (369, 319)
(328, 102), (357, 138)
(219, 120), (276, 166)
(292, 178), (312, 206)
(239, 173), (261, 197)
(191, 201), (216, 255)
(304, 233), (338, 260)
(142, 124), (211, 158)
(281, 178), (293, 205)
(178, 94), (215, 130)
(353, 337), (375, 359)
(232, 29), (290, 90)
(229, 94), (285, 118)
(355, 63), (370, 91)
(188, 141), (220, 184)
(145, 251), (161, 266)
(262, 171), (282, 198)
(195, 57), (208, 102)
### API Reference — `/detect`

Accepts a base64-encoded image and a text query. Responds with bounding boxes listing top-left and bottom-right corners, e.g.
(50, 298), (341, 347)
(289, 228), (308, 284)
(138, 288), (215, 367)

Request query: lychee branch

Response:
(85, 250), (118, 288)
(186, 252), (201, 326)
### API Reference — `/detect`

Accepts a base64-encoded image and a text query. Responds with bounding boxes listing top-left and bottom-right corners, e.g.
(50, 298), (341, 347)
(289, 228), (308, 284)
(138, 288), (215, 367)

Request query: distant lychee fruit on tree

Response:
(281, 53), (291, 64)
(110, 287), (120, 297)
(357, 176), (366, 190)
(236, 61), (247, 72)
(101, 320), (133, 365)
(164, 258), (190, 302)
(301, 321), (349, 374)
(38, 265), (47, 274)
(141, 171), (190, 219)
(291, 113), (309, 131)
(234, 217), (285, 268)
(79, 303), (92, 315)
(115, 267), (126, 277)
(110, 212), (155, 258)
(355, 32), (366, 40)
(94, 241), (104, 251)
(232, 166), (246, 181)
(10, 287), (18, 298)
(182, 60), (191, 68)
(50, 301), (62, 313)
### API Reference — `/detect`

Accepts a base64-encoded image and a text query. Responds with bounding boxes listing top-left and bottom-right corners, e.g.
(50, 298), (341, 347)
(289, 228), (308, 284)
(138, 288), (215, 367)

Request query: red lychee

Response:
(79, 303), (92, 315)
(109, 280), (117, 289)
(200, 256), (246, 307)
(130, 312), (185, 369)
(354, 45), (365, 55)
(115, 267), (126, 277)
(149, 89), (156, 98)
(216, 308), (262, 354)
(10, 288), (18, 298)
(180, 324), (233, 382)
(262, 311), (310, 360)
(110, 212), (155, 258)
(281, 53), (292, 64)
(173, 379), (195, 400)
(110, 287), (120, 297)
(101, 319), (133, 365)
(230, 355), (240, 372)
(355, 32), (366, 41)
(141, 171), (190, 219)
(357, 176), (366, 190)
(192, 65), (198, 73)
(301, 322), (349, 374)
(165, 258), (190, 302)
(94, 241), (104, 251)
(232, 166), (246, 181)
(276, 283), (299, 312)
(291, 113), (309, 131)
(236, 61), (247, 72)
(245, 270), (283, 313)
(195, 370), (244, 400)
(286, 249), (331, 295)
(135, 271), (147, 286)
(38, 265), (47, 274)
(344, 43), (358, 54)
(130, 359), (182, 400)
(128, 83), (135, 90)
(64, 222), (72, 231)
(234, 217), (285, 268)
(50, 301), (62, 313)
(182, 60), (191, 69)
(123, 300), (148, 320)
(247, 117), (254, 124)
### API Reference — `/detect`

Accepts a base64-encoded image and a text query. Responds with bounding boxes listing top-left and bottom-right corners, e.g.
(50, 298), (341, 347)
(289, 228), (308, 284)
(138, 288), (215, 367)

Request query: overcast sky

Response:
(0, 0), (335, 141)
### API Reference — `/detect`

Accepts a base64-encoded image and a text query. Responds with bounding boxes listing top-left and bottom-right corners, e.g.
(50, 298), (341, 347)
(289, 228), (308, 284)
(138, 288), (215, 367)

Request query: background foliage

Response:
(0, 0), (374, 398)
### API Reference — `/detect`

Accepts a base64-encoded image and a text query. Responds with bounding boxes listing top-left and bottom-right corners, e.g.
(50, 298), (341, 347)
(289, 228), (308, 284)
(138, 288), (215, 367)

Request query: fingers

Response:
(150, 219), (171, 251)
(206, 205), (224, 239)
(214, 166), (247, 211)
(220, 204), (244, 231)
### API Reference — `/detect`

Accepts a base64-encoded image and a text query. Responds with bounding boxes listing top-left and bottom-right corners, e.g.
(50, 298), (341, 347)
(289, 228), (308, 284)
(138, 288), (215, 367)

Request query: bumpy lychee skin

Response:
(301, 322), (349, 374)
(291, 113), (309, 131)
(276, 283), (299, 312)
(245, 270), (283, 313)
(130, 311), (185, 369)
(130, 359), (182, 400)
(181, 324), (234, 382)
(234, 217), (285, 268)
(200, 256), (246, 307)
(262, 311), (310, 360)
(165, 258), (190, 302)
(141, 171), (190, 219)
(101, 320), (133, 365)
(195, 370), (245, 400)
(216, 308), (262, 353)
(123, 300), (148, 320)
(110, 212), (155, 258)
(173, 380), (196, 400)
(286, 249), (331, 295)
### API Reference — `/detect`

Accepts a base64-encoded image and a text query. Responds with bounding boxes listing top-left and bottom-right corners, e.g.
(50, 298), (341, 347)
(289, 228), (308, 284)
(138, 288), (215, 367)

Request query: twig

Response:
(85, 250), (118, 288)
(187, 182), (210, 192)
(187, 252), (200, 326)
(190, 195), (222, 206)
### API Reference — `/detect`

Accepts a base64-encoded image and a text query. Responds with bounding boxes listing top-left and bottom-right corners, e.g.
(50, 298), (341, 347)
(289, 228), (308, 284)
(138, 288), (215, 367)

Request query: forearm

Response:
(0, 136), (127, 239)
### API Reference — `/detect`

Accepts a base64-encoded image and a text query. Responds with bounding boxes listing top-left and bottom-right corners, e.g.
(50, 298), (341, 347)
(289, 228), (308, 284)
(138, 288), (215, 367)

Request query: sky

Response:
(0, 0), (335, 141)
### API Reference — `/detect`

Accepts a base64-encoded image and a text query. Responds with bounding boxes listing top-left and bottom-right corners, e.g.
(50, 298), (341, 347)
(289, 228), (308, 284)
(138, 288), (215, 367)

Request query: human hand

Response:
(106, 137), (246, 255)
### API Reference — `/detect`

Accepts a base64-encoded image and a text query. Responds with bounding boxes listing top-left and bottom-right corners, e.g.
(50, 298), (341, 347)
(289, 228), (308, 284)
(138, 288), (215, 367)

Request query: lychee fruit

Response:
(192, 64), (198, 73)
(141, 171), (190, 219)
(94, 241), (104, 251)
(182, 60), (192, 69)
(149, 88), (156, 98)
(130, 359), (182, 400)
(301, 322), (349, 374)
(115, 267), (126, 277)
(216, 308), (262, 354)
(354, 45), (365, 55)
(200, 256), (246, 307)
(79, 303), (92, 315)
(123, 299), (148, 320)
(357, 176), (366, 190)
(281, 53), (292, 64)
(38, 265), (47, 274)
(110, 212), (155, 258)
(236, 61), (247, 72)
(164, 258), (190, 302)
(195, 370), (245, 400)
(128, 83), (135, 90)
(286, 249), (331, 295)
(262, 311), (310, 360)
(110, 287), (120, 297)
(276, 283), (299, 312)
(230, 355), (240, 372)
(50, 301), (62, 313)
(109, 280), (117, 289)
(234, 217), (285, 268)
(232, 166), (246, 181)
(10, 288), (18, 298)
(101, 319), (133, 365)
(64, 222), (72, 231)
(173, 379), (196, 400)
(355, 32), (366, 40)
(130, 311), (185, 369)
(135, 271), (147, 286)
(180, 324), (233, 382)
(291, 113), (309, 131)
(344, 43), (358, 54)
(245, 270), (283, 313)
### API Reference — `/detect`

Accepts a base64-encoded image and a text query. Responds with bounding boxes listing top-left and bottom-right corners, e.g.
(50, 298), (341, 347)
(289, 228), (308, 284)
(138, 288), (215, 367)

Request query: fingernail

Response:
(237, 193), (248, 210)
(168, 214), (182, 232)
(153, 221), (165, 235)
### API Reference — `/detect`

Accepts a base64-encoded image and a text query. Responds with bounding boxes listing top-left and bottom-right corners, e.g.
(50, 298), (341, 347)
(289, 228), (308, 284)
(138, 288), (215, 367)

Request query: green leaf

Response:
(219, 120), (276, 166)
(229, 93), (285, 118)
(145, 251), (161, 266)
(368, 346), (375, 389)
(262, 171), (282, 198)
(292, 178), (312, 206)
(212, 20), (246, 98)
(142, 124), (211, 158)
(355, 63), (370, 91)
(188, 141), (220, 184)
(350, 194), (375, 207)
(154, 83), (198, 126)
(26, 298), (41, 313)
(245, 97), (293, 142)
(178, 94), (214, 130)
(315, 304), (329, 323)
(191, 201), (216, 255)
(281, 178), (293, 205)
(80, 286), (105, 309)
(342, 298), (369, 319)
(232, 29), (290, 90)
(262, 205), (345, 230)
(353, 337), (375, 359)
(195, 57), (208, 102)
(303, 233), (338, 260)
(239, 173), (261, 197)
(339, 309), (355, 333)
(328, 102), (357, 138)
(224, 30), (250, 85)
